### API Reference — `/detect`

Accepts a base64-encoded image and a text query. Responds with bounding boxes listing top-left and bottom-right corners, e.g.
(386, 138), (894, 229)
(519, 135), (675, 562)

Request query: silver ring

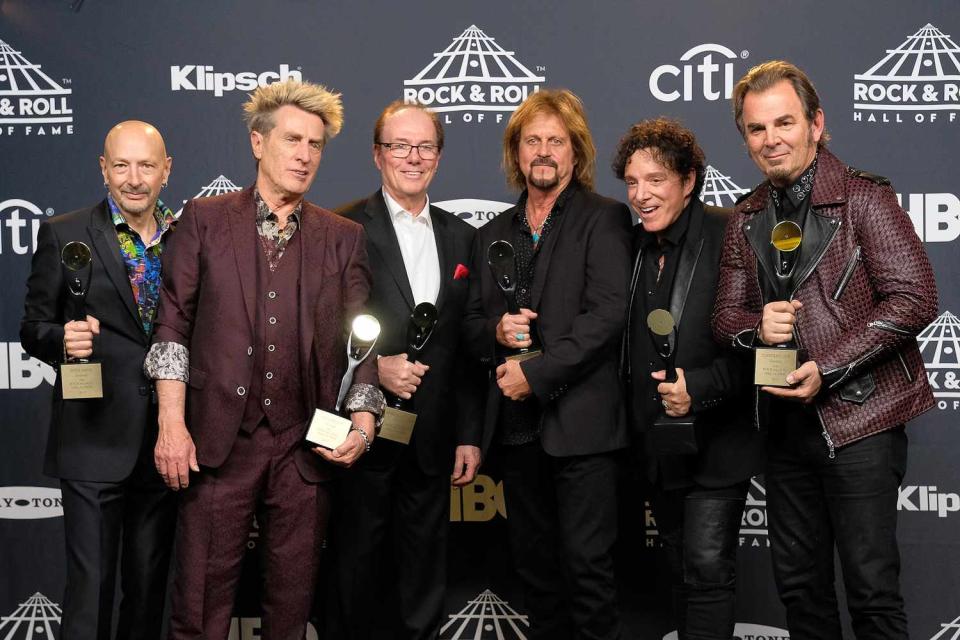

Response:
(662, 400), (669, 409)
(515, 333), (525, 341)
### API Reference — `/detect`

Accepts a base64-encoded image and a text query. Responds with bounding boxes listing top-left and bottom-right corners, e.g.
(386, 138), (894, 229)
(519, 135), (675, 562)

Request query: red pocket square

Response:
(454, 263), (470, 280)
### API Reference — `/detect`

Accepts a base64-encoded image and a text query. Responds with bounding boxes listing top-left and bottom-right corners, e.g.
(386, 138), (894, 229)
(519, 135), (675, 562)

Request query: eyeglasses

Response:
(375, 142), (440, 160)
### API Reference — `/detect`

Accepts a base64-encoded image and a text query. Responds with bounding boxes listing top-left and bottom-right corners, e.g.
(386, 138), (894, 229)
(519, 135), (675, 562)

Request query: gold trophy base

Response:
(305, 409), (352, 449)
(60, 362), (103, 399)
(754, 347), (798, 387)
(379, 406), (417, 444)
(505, 349), (542, 363)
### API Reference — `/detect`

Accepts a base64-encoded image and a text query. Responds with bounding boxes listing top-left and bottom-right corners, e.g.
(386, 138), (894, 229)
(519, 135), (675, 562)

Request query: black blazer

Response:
(625, 199), (762, 487)
(463, 187), (633, 457)
(338, 190), (483, 475)
(21, 201), (165, 482)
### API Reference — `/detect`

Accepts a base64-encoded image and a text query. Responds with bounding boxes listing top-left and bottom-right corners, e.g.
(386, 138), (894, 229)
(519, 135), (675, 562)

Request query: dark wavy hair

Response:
(611, 117), (705, 195)
(732, 60), (830, 146)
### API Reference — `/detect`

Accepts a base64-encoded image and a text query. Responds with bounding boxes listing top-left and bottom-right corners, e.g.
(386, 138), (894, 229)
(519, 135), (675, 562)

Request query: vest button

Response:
(268, 345), (276, 352)
(268, 291), (277, 299)
(237, 386), (246, 396)
(247, 346), (253, 356)
(269, 317), (277, 325)
(266, 372), (274, 380)
(264, 398), (272, 406)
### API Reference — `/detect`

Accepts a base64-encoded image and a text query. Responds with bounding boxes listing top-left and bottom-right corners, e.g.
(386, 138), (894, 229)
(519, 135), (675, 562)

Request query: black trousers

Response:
(766, 420), (908, 640)
(59, 433), (177, 640)
(500, 442), (623, 640)
(652, 481), (748, 640)
(327, 439), (449, 640)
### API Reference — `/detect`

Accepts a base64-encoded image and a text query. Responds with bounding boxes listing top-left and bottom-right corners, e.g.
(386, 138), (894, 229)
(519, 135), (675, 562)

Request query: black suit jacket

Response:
(463, 186), (633, 457)
(338, 190), (483, 475)
(21, 201), (165, 482)
(624, 199), (762, 487)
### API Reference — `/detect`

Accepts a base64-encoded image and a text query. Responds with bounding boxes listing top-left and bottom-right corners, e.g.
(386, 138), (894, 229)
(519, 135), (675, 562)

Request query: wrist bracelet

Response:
(350, 426), (371, 453)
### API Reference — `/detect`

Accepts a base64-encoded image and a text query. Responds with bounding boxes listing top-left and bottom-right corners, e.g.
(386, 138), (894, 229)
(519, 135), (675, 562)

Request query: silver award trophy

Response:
(379, 302), (439, 445)
(646, 308), (697, 455)
(487, 239), (541, 362)
(754, 220), (803, 387)
(59, 241), (103, 399)
(305, 314), (381, 449)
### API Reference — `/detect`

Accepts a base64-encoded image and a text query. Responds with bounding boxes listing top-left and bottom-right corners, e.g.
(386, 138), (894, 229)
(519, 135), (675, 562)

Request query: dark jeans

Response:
(767, 420), (908, 640)
(652, 482), (748, 640)
(500, 442), (624, 640)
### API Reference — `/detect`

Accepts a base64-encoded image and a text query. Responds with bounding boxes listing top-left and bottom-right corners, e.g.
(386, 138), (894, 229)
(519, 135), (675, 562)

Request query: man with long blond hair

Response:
(463, 89), (632, 639)
(145, 80), (384, 638)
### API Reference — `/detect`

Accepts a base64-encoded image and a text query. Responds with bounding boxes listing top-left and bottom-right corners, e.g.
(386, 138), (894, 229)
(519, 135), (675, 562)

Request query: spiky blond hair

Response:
(242, 80), (343, 143)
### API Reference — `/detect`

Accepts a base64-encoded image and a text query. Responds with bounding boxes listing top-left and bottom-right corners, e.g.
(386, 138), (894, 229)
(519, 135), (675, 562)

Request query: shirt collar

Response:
(772, 153), (818, 210)
(254, 189), (302, 225)
(107, 194), (175, 237)
(382, 188), (432, 227)
(514, 179), (580, 223)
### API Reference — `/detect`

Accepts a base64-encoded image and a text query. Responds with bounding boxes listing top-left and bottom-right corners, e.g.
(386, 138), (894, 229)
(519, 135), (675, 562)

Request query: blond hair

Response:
(502, 89), (597, 192)
(242, 80), (343, 143)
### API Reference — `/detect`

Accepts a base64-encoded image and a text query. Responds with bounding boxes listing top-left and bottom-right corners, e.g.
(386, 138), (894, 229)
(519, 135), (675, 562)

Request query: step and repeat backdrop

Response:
(1, 1), (958, 638)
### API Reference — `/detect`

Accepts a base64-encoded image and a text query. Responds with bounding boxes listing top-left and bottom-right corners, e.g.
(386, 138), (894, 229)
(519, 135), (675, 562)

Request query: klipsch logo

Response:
(441, 590), (528, 640)
(0, 487), (63, 519)
(854, 23), (960, 124)
(917, 311), (960, 410)
(899, 485), (959, 518)
(645, 477), (769, 548)
(664, 623), (789, 640)
(700, 166), (751, 207)
(0, 593), (61, 637)
(170, 64), (302, 97)
(403, 25), (545, 124)
(0, 199), (52, 255)
(649, 44), (749, 103)
(898, 192), (960, 243)
(177, 175), (244, 216)
(435, 199), (512, 229)
(0, 37), (73, 136)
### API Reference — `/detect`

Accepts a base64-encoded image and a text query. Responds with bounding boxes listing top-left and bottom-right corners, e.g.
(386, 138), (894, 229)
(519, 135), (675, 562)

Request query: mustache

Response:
(531, 158), (558, 169)
(121, 186), (151, 195)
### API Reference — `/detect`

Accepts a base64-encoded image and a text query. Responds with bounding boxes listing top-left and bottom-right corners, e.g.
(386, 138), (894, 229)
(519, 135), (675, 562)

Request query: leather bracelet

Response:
(350, 426), (371, 453)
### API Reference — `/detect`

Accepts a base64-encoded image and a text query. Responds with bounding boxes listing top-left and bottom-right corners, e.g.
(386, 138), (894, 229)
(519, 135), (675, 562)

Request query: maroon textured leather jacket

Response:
(712, 148), (937, 455)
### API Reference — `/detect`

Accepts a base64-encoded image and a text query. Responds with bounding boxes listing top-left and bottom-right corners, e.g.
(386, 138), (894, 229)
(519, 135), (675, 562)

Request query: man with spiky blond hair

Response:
(145, 80), (384, 639)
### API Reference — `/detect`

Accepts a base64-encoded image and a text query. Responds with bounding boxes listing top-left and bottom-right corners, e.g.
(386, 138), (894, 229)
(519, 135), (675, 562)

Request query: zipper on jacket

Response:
(868, 319), (913, 336)
(793, 311), (836, 459)
(831, 245), (861, 301)
(897, 351), (914, 383)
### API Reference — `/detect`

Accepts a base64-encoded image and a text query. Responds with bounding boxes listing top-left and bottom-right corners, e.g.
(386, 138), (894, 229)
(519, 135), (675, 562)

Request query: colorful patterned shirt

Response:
(255, 190), (302, 271)
(107, 195), (175, 335)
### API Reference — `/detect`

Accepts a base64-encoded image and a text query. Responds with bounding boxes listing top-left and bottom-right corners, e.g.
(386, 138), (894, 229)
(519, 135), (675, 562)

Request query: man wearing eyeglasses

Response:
(463, 89), (632, 640)
(329, 100), (483, 640)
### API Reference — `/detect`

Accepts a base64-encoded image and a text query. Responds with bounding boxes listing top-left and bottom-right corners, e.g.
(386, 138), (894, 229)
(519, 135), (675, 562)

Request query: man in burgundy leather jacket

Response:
(712, 60), (937, 640)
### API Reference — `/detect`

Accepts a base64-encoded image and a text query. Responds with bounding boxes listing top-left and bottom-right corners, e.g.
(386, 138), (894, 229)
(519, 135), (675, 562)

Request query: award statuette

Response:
(646, 308), (697, 455)
(379, 302), (439, 445)
(754, 220), (803, 387)
(487, 240), (541, 363)
(305, 314), (381, 450)
(59, 241), (103, 400)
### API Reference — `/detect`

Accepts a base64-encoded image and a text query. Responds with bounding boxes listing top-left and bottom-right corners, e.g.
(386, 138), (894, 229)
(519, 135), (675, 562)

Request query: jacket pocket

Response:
(838, 370), (875, 405)
(832, 245), (861, 301)
(896, 351), (914, 383)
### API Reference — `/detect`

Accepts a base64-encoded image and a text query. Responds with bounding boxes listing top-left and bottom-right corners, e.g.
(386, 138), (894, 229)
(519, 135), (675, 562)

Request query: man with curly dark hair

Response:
(614, 118), (762, 640)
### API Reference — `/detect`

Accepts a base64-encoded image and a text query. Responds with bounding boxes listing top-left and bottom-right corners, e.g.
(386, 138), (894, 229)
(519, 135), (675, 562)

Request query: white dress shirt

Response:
(382, 189), (441, 305)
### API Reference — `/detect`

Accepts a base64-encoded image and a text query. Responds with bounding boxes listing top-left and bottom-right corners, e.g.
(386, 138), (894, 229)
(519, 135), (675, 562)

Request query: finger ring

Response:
(662, 400), (669, 409)
(515, 333), (525, 341)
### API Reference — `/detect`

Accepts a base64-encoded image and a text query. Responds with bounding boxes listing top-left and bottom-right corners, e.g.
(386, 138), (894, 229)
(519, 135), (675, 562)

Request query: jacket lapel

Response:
(87, 201), (146, 338)
(531, 190), (575, 309)
(668, 201), (705, 335)
(364, 190), (415, 311)
(741, 200), (779, 299)
(298, 204), (327, 388)
(227, 188), (258, 332)
(430, 205), (454, 313)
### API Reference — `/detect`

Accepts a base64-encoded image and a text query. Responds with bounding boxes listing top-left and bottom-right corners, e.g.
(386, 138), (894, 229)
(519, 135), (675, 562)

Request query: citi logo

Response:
(434, 198), (512, 230)
(898, 485), (959, 518)
(649, 44), (748, 103)
(917, 311), (960, 410)
(0, 487), (63, 519)
(854, 23), (960, 125)
(700, 166), (751, 207)
(0, 342), (56, 390)
(663, 623), (789, 640)
(403, 25), (545, 125)
(170, 64), (302, 97)
(0, 37), (73, 136)
(0, 198), (51, 255)
(441, 590), (528, 640)
(897, 192), (960, 243)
